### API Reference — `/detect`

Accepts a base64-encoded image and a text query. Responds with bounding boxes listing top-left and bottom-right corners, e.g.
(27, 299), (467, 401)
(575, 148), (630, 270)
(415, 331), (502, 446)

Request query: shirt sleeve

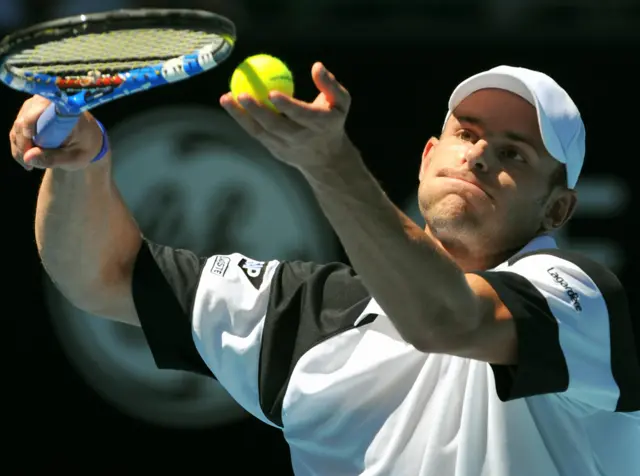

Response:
(131, 239), (284, 424)
(131, 239), (213, 377)
(131, 239), (373, 427)
(473, 249), (640, 413)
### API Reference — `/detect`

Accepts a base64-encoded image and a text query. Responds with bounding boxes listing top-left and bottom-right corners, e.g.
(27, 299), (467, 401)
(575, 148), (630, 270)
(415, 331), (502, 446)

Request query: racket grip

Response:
(33, 103), (81, 149)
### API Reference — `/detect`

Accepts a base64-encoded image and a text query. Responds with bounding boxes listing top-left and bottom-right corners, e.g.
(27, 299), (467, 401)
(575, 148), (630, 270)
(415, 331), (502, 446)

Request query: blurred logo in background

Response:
(43, 105), (340, 429)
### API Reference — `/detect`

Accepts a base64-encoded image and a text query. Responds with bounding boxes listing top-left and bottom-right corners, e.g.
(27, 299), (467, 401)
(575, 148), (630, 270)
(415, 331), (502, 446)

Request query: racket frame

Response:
(0, 8), (236, 115)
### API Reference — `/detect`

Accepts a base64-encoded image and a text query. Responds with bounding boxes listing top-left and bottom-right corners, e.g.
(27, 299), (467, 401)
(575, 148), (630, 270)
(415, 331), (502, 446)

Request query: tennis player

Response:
(10, 64), (640, 475)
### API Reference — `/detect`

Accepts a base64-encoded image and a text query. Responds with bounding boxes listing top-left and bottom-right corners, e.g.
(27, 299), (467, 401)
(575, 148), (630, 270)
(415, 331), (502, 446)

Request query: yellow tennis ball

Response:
(230, 54), (294, 112)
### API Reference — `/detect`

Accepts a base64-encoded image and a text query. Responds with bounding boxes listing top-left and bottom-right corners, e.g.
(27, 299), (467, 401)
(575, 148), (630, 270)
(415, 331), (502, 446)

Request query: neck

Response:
(423, 226), (526, 272)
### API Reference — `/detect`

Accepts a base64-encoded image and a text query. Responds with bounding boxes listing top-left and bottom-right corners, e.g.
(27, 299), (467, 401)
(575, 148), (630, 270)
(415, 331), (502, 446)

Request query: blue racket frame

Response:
(0, 9), (236, 148)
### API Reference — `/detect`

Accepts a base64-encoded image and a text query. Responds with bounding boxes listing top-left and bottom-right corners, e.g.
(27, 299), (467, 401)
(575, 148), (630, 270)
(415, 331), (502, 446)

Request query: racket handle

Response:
(33, 103), (81, 149)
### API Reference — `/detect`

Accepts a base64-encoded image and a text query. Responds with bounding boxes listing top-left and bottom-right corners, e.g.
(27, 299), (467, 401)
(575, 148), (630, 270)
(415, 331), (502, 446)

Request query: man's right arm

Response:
(12, 96), (385, 426)
(11, 96), (143, 326)
(35, 154), (143, 326)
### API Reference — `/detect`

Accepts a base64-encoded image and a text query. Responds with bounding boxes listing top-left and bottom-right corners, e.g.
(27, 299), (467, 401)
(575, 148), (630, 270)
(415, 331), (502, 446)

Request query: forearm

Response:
(35, 154), (142, 314)
(303, 142), (479, 349)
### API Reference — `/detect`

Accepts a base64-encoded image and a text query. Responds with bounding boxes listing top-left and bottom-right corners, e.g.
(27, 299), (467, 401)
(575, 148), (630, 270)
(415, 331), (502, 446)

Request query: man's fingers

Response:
(23, 147), (46, 166)
(220, 93), (289, 148)
(9, 129), (32, 170)
(23, 146), (79, 169)
(220, 93), (269, 138)
(17, 95), (51, 139)
(311, 62), (351, 113)
(268, 92), (329, 130)
(10, 123), (35, 170)
(12, 117), (35, 152)
(10, 95), (54, 170)
(236, 94), (304, 139)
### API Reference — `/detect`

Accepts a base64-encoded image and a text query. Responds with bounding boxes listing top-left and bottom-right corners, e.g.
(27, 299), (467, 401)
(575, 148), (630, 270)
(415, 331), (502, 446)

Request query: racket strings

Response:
(6, 28), (224, 75)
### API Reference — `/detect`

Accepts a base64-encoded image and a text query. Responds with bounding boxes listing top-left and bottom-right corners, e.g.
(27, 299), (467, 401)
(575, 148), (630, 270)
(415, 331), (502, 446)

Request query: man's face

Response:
(418, 88), (573, 256)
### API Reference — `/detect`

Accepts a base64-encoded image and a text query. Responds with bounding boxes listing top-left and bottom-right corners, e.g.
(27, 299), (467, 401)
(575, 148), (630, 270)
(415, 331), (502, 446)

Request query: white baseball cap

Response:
(444, 65), (586, 189)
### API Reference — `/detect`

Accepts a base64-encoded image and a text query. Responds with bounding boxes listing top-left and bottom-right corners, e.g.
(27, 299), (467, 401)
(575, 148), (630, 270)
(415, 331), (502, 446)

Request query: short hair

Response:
(549, 164), (568, 190)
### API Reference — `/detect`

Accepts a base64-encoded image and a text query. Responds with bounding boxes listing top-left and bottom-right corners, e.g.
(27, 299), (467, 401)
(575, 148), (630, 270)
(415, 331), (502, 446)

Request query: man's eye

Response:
(498, 146), (526, 162)
(458, 130), (475, 142)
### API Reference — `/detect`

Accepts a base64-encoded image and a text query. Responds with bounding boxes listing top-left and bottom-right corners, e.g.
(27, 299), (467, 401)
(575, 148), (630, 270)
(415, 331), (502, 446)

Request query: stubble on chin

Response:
(421, 194), (482, 235)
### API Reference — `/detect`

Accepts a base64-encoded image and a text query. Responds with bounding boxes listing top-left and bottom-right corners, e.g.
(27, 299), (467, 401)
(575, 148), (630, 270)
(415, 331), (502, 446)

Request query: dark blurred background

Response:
(3, 0), (638, 472)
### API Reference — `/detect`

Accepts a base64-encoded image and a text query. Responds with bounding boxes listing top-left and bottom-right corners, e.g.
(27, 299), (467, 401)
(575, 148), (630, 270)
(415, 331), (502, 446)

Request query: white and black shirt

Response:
(132, 234), (640, 476)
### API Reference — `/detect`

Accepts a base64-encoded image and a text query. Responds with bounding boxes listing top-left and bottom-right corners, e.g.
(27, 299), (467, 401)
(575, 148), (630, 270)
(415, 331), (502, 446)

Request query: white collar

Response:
(493, 234), (558, 271)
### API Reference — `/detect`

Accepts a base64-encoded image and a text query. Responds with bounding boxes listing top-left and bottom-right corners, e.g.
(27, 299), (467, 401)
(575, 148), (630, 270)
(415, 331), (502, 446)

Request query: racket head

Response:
(0, 8), (236, 115)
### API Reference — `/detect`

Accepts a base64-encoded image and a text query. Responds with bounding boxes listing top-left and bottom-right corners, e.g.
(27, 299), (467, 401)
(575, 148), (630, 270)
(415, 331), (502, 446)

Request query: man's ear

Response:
(541, 188), (578, 232)
(419, 137), (439, 182)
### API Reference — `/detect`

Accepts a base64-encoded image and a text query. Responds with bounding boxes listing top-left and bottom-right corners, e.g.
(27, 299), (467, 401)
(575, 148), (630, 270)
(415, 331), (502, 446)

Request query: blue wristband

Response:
(90, 120), (109, 163)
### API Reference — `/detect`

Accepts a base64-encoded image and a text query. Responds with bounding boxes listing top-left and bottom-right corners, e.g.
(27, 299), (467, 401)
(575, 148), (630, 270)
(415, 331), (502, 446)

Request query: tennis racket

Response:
(0, 8), (236, 149)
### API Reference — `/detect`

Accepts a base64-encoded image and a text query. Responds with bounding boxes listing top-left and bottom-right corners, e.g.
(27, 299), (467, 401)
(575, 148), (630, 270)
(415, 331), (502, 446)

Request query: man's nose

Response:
(464, 139), (491, 173)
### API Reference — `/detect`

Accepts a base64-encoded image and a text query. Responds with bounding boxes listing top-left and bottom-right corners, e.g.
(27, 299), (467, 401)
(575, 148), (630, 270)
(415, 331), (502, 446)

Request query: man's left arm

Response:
(301, 144), (517, 363)
(303, 145), (640, 412)
(220, 64), (640, 410)
(221, 63), (521, 364)
(301, 154), (640, 412)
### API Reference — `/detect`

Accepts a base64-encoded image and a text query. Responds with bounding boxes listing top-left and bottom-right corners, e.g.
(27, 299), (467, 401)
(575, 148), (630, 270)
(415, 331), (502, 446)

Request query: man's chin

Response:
(422, 196), (488, 237)
(425, 193), (489, 217)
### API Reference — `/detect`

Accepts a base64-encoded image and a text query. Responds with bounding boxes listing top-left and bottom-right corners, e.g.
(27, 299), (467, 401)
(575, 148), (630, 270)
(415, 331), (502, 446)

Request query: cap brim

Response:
(445, 71), (569, 174)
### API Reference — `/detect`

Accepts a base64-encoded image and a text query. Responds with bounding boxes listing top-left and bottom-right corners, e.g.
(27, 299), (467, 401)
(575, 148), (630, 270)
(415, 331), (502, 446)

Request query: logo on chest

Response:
(239, 258), (266, 290)
(547, 267), (582, 312)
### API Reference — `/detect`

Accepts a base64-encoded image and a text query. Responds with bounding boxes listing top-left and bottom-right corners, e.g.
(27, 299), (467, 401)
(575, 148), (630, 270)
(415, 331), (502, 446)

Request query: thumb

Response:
(23, 146), (47, 167)
(311, 62), (351, 113)
(24, 146), (75, 169)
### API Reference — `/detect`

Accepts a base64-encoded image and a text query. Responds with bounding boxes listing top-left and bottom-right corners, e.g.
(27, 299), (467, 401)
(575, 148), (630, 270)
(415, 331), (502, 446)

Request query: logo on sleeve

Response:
(547, 267), (582, 312)
(239, 258), (266, 290)
(210, 255), (230, 277)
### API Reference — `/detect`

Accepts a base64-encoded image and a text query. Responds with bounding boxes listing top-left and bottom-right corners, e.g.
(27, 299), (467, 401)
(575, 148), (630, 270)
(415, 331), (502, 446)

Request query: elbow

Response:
(45, 273), (106, 313)
(44, 261), (132, 316)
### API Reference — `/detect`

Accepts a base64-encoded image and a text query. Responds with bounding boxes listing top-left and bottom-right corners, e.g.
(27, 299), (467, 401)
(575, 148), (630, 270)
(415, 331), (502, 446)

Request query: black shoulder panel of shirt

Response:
(477, 247), (640, 412)
(132, 239), (214, 378)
